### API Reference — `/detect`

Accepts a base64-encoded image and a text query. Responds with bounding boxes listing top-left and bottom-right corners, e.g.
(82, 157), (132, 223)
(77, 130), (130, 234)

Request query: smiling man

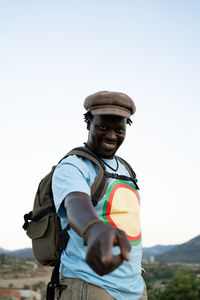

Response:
(86, 114), (126, 158)
(52, 91), (147, 300)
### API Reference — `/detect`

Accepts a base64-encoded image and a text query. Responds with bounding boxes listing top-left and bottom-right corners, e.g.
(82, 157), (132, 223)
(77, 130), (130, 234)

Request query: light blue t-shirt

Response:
(52, 154), (143, 300)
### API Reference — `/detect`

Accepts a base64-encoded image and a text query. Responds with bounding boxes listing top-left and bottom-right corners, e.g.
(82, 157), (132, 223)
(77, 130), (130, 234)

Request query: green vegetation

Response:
(0, 253), (49, 280)
(0, 254), (10, 265)
(143, 264), (200, 299)
(159, 268), (200, 299)
(144, 263), (177, 289)
(1, 252), (200, 299)
(0, 253), (27, 265)
(23, 284), (31, 289)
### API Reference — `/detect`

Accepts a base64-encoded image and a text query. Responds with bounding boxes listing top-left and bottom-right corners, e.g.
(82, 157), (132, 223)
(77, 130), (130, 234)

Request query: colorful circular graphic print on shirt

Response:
(102, 180), (141, 245)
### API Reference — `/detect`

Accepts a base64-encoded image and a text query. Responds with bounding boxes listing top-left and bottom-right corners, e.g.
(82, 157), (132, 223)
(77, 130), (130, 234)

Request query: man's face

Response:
(87, 115), (127, 158)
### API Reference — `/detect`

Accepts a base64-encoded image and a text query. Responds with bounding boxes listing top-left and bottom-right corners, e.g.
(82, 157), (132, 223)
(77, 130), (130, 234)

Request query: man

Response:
(52, 91), (147, 299)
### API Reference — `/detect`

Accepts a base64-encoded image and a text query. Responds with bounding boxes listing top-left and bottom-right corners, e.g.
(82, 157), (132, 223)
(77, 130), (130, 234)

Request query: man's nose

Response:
(106, 130), (117, 141)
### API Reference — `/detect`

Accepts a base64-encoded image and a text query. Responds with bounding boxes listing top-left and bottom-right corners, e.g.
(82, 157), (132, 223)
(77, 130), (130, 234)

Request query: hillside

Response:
(2, 234), (200, 263)
(156, 235), (200, 263)
(10, 248), (34, 258)
(143, 244), (176, 259)
(0, 253), (51, 300)
(0, 253), (50, 280)
(0, 248), (10, 254)
(0, 248), (34, 258)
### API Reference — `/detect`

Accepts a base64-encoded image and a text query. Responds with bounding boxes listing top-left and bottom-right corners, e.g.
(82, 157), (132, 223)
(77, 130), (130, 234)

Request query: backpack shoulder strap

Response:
(58, 146), (108, 206)
(116, 156), (139, 190)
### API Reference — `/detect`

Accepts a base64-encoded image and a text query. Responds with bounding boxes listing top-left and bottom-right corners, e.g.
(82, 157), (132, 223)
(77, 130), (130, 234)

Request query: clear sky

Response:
(0, 0), (200, 250)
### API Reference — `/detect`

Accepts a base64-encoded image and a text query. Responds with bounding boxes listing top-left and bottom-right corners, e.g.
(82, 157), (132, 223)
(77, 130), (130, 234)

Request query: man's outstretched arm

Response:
(64, 191), (131, 276)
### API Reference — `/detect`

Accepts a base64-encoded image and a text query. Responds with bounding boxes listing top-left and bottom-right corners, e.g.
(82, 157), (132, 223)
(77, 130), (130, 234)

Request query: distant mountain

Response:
(0, 247), (34, 258)
(10, 248), (34, 258)
(1, 245), (176, 260)
(2, 234), (200, 263)
(156, 235), (200, 263)
(0, 247), (10, 254)
(143, 244), (176, 259)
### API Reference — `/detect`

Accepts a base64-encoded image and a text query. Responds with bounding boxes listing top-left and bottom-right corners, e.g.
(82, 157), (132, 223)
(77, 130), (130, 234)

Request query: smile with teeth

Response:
(102, 142), (117, 150)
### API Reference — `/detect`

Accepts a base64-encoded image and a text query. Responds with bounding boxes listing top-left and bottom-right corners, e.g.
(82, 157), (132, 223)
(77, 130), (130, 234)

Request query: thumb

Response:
(101, 233), (114, 265)
(117, 231), (131, 261)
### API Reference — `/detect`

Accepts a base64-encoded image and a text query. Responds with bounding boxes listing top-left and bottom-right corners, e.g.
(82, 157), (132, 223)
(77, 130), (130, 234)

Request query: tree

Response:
(147, 289), (157, 300)
(23, 284), (30, 289)
(0, 254), (6, 264)
(159, 268), (200, 300)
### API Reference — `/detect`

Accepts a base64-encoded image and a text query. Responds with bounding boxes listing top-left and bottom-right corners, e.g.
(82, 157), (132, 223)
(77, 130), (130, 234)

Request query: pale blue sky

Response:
(0, 0), (200, 249)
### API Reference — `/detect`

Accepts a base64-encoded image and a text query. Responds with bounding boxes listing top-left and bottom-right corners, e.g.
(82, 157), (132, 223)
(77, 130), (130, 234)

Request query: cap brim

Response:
(90, 107), (131, 118)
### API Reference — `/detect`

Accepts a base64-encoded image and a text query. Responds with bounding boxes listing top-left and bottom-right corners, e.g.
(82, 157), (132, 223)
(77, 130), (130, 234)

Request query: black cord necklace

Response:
(99, 156), (119, 172)
(84, 142), (119, 172)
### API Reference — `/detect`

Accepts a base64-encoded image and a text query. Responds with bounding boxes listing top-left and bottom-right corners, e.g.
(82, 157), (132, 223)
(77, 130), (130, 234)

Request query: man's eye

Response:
(116, 129), (124, 134)
(99, 126), (107, 131)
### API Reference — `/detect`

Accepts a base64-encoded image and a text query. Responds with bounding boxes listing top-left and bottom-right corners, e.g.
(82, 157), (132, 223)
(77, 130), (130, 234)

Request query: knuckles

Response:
(85, 224), (131, 275)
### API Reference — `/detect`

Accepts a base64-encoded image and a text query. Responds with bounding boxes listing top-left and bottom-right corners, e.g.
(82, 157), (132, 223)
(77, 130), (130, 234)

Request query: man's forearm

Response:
(64, 191), (131, 275)
(64, 191), (99, 237)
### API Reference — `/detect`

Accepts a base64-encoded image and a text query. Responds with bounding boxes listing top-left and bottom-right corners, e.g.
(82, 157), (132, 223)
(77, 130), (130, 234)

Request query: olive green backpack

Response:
(23, 146), (139, 300)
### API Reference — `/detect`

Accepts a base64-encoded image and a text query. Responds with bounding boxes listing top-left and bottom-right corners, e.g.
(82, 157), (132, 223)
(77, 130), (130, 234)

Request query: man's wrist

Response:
(82, 219), (103, 245)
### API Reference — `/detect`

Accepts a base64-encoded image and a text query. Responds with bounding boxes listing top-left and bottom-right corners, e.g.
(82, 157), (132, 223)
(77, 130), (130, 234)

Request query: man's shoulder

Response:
(55, 152), (99, 179)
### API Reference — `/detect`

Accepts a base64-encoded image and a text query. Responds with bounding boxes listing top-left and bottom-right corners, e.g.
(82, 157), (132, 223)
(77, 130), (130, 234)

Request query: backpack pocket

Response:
(27, 213), (61, 265)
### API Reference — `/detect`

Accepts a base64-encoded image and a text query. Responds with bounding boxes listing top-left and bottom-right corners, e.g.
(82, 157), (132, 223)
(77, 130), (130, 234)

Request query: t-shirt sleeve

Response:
(52, 155), (91, 216)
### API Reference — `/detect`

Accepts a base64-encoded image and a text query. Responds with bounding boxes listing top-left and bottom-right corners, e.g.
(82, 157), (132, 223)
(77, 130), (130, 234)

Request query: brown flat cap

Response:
(84, 91), (136, 118)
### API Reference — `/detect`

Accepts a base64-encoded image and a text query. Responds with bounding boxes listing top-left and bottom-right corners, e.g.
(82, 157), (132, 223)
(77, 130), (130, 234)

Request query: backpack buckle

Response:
(104, 171), (118, 179)
(22, 211), (33, 231)
(48, 283), (67, 289)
